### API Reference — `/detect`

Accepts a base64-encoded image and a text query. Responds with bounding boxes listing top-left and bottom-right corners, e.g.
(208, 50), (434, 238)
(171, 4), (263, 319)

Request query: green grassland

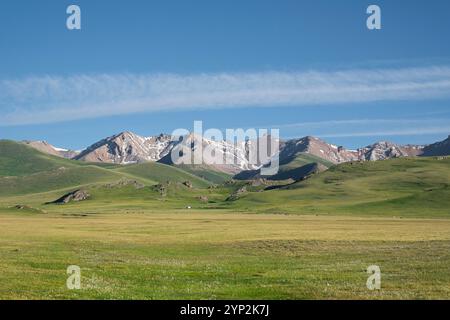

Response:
(231, 157), (450, 218)
(0, 212), (449, 299)
(0, 140), (449, 299)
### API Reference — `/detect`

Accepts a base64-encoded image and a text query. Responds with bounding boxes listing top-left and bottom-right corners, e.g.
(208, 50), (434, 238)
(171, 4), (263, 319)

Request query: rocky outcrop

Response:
(50, 190), (90, 204)
(226, 186), (247, 201)
(182, 180), (193, 188)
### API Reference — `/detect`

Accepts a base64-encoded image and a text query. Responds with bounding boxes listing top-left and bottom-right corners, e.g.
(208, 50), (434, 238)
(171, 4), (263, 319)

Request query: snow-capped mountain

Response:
(234, 136), (449, 180)
(158, 133), (277, 174)
(74, 131), (174, 164)
(357, 136), (449, 160)
(358, 141), (420, 161)
(278, 136), (441, 163)
(22, 132), (450, 176)
(66, 131), (279, 174)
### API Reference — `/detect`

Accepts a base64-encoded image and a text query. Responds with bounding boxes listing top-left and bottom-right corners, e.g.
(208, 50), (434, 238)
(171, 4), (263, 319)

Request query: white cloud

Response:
(2, 66), (450, 126)
(274, 118), (450, 140)
(274, 118), (436, 129)
(318, 127), (450, 138)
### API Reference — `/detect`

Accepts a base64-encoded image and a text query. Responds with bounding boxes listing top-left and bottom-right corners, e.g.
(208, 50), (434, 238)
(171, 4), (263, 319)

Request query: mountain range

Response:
(1, 134), (449, 219)
(20, 132), (450, 181)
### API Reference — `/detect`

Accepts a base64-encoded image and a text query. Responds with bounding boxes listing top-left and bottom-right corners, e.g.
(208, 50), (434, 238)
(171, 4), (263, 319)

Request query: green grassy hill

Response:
(174, 164), (232, 184)
(0, 140), (81, 176)
(0, 165), (124, 196)
(0, 140), (215, 198)
(229, 157), (450, 217)
(113, 162), (213, 188)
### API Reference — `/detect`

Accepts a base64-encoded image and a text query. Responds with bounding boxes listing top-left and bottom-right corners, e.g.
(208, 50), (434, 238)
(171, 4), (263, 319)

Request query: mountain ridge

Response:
(18, 133), (450, 178)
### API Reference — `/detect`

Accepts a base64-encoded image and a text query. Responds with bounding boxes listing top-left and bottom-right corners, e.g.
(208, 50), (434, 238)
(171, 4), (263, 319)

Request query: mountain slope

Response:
(0, 140), (81, 176)
(0, 165), (123, 196)
(157, 133), (262, 174)
(75, 132), (174, 164)
(0, 140), (124, 196)
(22, 140), (79, 159)
(234, 137), (343, 181)
(230, 157), (450, 217)
(421, 135), (450, 156)
(113, 162), (213, 188)
(280, 136), (359, 164)
(0, 140), (216, 197)
(75, 131), (276, 175)
(174, 164), (232, 184)
(234, 152), (332, 181)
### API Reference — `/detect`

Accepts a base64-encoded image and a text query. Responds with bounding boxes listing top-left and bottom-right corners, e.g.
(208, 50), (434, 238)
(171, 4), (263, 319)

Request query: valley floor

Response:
(0, 210), (449, 299)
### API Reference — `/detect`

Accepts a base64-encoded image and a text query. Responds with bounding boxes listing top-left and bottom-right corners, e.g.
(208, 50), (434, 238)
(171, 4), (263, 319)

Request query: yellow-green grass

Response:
(0, 211), (449, 299)
(0, 181), (230, 217)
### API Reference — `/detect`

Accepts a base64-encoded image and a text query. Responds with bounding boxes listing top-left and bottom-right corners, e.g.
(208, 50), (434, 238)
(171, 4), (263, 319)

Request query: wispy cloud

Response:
(273, 118), (450, 139)
(273, 119), (439, 129)
(318, 127), (450, 138)
(2, 65), (450, 126)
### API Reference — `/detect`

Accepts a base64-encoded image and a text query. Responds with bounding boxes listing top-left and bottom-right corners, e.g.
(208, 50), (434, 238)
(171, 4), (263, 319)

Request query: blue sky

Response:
(1, 0), (450, 150)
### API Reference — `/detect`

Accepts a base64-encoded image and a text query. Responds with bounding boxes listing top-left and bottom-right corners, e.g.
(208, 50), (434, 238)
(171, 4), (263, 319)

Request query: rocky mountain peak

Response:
(282, 136), (359, 164)
(74, 131), (173, 164)
(21, 131), (450, 176)
(360, 141), (416, 161)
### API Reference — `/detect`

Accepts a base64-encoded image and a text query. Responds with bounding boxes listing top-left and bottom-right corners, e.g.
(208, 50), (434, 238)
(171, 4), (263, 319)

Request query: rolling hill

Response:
(229, 156), (450, 217)
(112, 162), (213, 188)
(0, 140), (82, 176)
(0, 140), (124, 196)
(0, 140), (217, 197)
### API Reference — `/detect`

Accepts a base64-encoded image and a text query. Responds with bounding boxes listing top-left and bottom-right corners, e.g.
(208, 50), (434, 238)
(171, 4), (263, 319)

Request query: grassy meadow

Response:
(0, 140), (449, 299)
(1, 211), (449, 299)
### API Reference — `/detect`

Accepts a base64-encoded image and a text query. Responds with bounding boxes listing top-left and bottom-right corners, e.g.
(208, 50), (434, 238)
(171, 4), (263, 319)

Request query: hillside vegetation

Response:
(113, 162), (212, 188)
(0, 140), (81, 176)
(231, 157), (450, 217)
